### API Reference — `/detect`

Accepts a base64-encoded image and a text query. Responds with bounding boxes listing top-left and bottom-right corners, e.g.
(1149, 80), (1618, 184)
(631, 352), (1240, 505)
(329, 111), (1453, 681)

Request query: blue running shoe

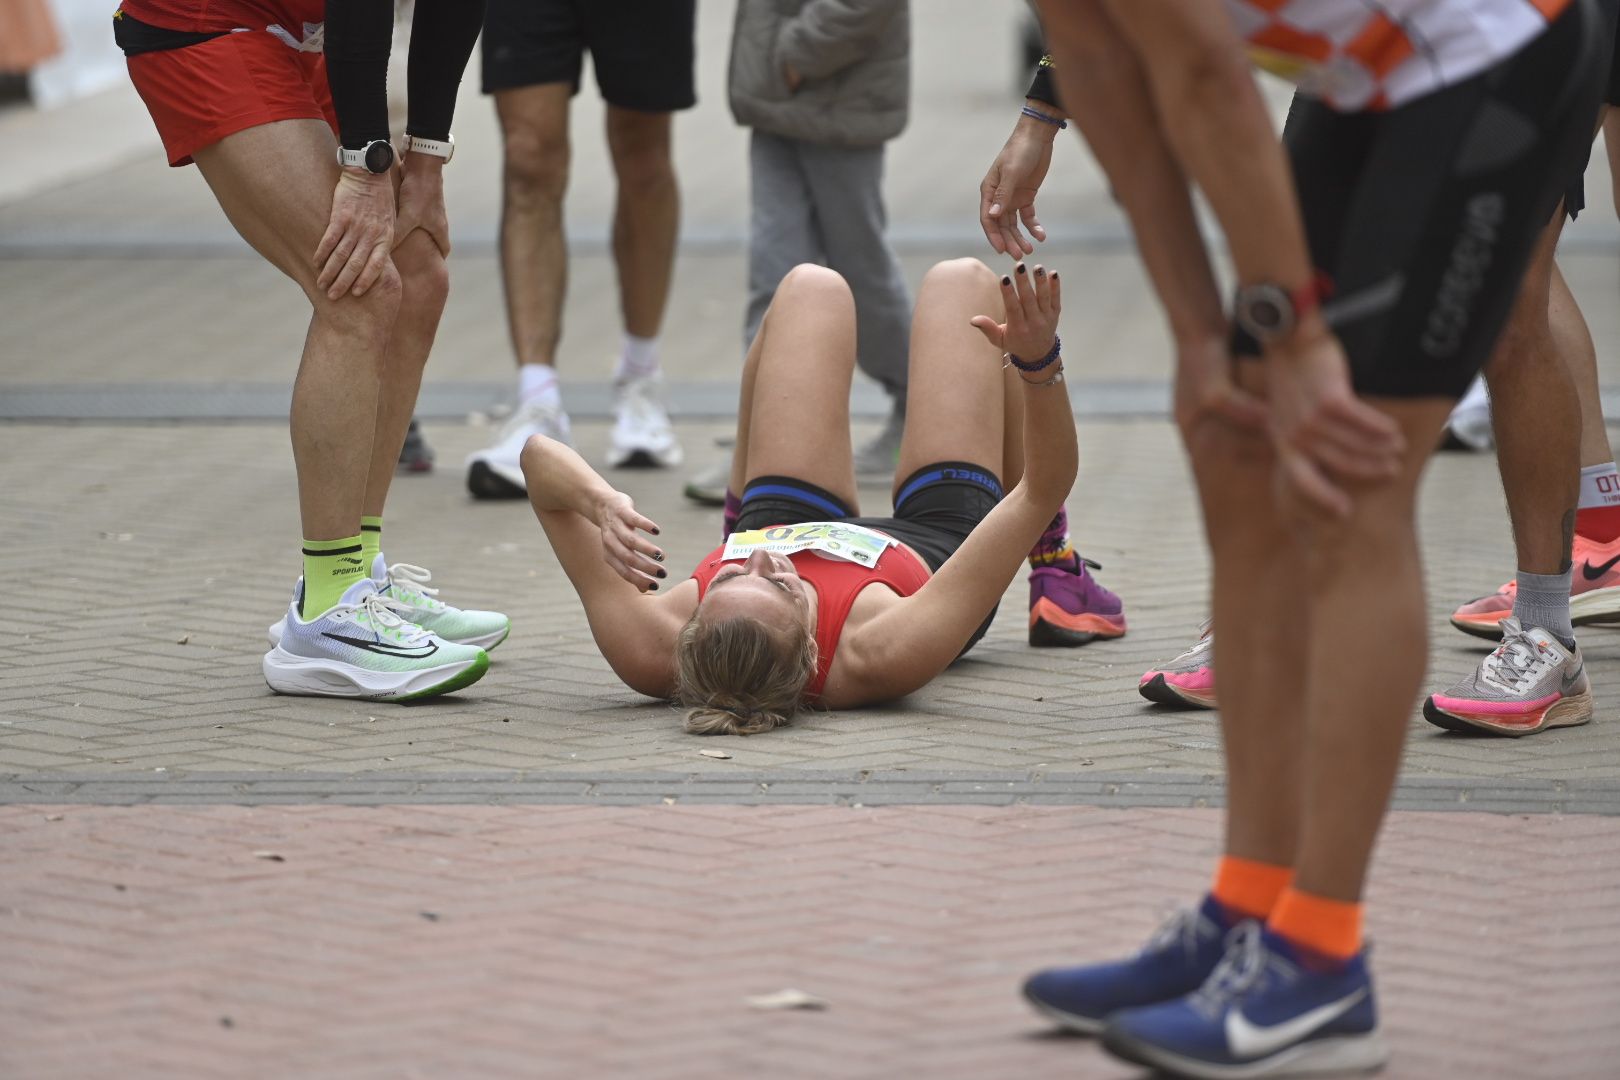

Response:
(1023, 896), (1236, 1034)
(1103, 923), (1388, 1078)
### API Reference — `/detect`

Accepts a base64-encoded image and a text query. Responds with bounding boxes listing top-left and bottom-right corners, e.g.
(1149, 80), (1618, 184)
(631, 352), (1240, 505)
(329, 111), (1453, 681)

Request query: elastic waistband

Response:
(739, 476), (853, 519)
(894, 461), (1003, 511)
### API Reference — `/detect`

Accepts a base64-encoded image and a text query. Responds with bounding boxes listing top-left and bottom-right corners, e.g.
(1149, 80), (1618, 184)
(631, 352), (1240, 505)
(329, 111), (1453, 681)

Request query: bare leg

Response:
(1290, 399), (1455, 900)
(194, 119), (400, 542)
(606, 106), (679, 339)
(495, 84), (572, 369)
(1186, 373), (1307, 868)
(895, 259), (1012, 488)
(731, 265), (860, 509)
(361, 229), (450, 517)
(1550, 262), (1615, 470)
(1485, 214), (1579, 573)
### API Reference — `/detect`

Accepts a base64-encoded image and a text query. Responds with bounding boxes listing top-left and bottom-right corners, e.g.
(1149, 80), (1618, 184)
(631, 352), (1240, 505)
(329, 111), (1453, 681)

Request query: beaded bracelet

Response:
(1020, 105), (1068, 130)
(1006, 334), (1062, 373)
(1019, 368), (1065, 388)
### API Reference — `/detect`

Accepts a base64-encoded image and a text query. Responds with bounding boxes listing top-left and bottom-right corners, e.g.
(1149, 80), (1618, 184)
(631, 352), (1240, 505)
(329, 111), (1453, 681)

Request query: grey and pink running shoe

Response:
(1424, 618), (1592, 737)
(1029, 556), (1127, 646)
(1138, 623), (1216, 709)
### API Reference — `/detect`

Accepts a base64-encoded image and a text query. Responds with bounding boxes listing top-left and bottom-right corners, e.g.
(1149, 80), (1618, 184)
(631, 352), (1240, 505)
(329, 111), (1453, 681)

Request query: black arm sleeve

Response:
(1025, 54), (1061, 110)
(405, 0), (487, 141)
(324, 0), (394, 149)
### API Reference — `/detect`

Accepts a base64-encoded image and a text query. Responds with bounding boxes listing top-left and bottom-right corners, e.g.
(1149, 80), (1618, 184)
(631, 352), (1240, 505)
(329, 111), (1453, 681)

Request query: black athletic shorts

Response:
(481, 0), (696, 109)
(1244, 0), (1604, 399)
(734, 462), (1005, 656)
(1565, 0), (1620, 219)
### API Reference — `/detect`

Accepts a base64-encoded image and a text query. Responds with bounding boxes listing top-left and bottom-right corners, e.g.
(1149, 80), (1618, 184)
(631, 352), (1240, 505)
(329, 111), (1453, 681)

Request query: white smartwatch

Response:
(337, 139), (395, 174)
(404, 134), (455, 163)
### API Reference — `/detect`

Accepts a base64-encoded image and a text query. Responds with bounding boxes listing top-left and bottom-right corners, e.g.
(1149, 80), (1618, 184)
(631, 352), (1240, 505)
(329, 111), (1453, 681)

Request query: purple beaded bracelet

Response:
(1007, 334), (1062, 373)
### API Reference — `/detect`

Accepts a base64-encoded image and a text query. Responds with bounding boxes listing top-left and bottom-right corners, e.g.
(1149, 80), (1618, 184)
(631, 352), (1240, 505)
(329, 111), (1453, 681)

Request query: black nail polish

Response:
(657, 569), (667, 579)
(1050, 272), (1059, 280)
(653, 552), (664, 562)
(1034, 266), (1045, 276)
(649, 582), (658, 591)
(1001, 276), (1011, 286)
(651, 527), (661, 535)
(1015, 264), (1026, 275)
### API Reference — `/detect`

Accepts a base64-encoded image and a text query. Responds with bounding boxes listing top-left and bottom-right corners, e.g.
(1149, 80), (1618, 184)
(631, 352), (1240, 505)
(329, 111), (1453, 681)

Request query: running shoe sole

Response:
(609, 448), (679, 469)
(1103, 1025), (1389, 1079)
(1029, 599), (1127, 647)
(1138, 673), (1217, 710)
(1021, 986), (1106, 1036)
(467, 460), (527, 500)
(269, 619), (509, 653)
(262, 649), (490, 702)
(1422, 688), (1593, 737)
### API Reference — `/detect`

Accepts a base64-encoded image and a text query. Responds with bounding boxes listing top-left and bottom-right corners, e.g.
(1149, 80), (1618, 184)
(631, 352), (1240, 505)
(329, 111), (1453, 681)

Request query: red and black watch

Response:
(1234, 278), (1325, 344)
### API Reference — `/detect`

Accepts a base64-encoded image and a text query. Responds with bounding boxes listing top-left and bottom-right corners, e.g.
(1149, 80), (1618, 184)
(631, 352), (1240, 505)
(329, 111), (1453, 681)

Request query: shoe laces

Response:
(1174, 620), (1215, 663)
(1141, 906), (1210, 967)
(346, 590), (433, 645)
(1191, 922), (1276, 1016)
(384, 562), (445, 612)
(1481, 619), (1555, 691)
(502, 399), (565, 441)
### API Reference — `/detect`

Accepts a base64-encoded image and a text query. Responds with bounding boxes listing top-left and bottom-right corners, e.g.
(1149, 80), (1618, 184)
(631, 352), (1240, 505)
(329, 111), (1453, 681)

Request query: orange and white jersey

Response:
(1225, 0), (1572, 110)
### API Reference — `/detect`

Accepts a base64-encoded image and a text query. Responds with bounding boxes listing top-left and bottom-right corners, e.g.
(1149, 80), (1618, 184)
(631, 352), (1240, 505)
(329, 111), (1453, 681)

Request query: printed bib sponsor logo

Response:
(722, 521), (894, 569)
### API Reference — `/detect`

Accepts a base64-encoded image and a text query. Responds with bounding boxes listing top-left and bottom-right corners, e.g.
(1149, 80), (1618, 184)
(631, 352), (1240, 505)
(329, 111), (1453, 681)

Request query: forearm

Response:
(405, 0), (485, 141)
(520, 436), (618, 519)
(324, 0), (393, 149)
(1017, 373), (1079, 509)
(1046, 32), (1225, 343)
(1100, 0), (1316, 298)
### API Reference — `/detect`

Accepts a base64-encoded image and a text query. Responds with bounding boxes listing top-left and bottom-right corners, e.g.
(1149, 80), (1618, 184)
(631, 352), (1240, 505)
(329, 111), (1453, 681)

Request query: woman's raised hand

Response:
(595, 491), (667, 592)
(969, 262), (1062, 366)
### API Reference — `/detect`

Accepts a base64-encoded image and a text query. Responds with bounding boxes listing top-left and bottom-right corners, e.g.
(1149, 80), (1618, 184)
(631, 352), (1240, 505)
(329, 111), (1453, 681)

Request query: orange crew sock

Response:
(1268, 887), (1364, 965)
(1210, 855), (1293, 923)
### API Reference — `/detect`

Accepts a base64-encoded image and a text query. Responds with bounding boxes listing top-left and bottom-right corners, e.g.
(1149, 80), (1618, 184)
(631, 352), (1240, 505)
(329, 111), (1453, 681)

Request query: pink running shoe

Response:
(1450, 533), (1620, 640)
(1138, 623), (1216, 709)
(1029, 557), (1127, 646)
(1424, 618), (1592, 736)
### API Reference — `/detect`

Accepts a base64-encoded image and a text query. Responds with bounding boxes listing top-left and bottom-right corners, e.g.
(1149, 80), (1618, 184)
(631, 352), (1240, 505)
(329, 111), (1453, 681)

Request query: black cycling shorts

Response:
(481, 0), (696, 109)
(1248, 0), (1605, 399)
(1565, 0), (1620, 219)
(734, 462), (1005, 656)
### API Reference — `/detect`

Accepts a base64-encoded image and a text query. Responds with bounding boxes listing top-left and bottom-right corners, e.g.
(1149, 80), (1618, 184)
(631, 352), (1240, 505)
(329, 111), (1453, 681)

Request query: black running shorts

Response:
(1565, 0), (1620, 219)
(481, 0), (697, 109)
(734, 462), (1005, 655)
(1246, 0), (1605, 398)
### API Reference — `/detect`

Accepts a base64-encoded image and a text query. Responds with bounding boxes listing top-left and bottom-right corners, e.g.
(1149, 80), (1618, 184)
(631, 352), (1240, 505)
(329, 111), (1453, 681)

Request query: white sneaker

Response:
(269, 554), (510, 651)
(607, 373), (683, 468)
(466, 399), (572, 498)
(262, 578), (489, 701)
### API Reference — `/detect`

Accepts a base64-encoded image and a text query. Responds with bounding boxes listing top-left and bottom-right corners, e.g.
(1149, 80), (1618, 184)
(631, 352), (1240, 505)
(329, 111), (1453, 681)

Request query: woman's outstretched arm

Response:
(521, 435), (690, 697)
(841, 267), (1077, 702)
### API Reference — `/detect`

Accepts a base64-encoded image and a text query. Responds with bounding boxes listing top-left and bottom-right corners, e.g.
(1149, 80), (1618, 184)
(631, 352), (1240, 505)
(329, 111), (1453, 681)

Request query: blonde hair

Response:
(673, 612), (818, 736)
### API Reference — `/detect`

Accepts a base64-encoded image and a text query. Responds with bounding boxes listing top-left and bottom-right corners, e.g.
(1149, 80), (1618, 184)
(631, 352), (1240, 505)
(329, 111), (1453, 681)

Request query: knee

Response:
(312, 262), (402, 344)
(922, 257), (997, 292)
(611, 140), (676, 197)
(776, 263), (850, 304)
(393, 236), (450, 313)
(502, 132), (570, 205)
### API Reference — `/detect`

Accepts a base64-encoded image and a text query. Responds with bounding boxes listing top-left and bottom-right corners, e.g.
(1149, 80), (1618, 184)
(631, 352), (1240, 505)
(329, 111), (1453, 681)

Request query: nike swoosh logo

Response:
(321, 632), (439, 659)
(1582, 554), (1620, 581)
(1225, 987), (1367, 1059)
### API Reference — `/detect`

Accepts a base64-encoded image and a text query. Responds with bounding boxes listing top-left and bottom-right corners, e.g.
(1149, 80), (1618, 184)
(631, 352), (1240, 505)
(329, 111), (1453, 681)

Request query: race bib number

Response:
(721, 521), (894, 569)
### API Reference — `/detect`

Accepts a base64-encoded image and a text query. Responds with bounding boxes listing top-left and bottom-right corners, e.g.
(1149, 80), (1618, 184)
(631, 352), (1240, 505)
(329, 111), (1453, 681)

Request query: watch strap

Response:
(404, 134), (454, 162)
(337, 145), (370, 169)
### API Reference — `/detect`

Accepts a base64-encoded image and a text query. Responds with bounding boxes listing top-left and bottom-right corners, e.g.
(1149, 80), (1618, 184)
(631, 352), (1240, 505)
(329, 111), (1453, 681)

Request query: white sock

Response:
(519, 364), (561, 409)
(615, 334), (660, 382)
(1579, 462), (1620, 509)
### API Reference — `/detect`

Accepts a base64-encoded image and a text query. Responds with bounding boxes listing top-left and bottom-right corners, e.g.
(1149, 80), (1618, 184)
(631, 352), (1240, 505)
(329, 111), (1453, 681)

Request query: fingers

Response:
(1011, 262), (1040, 323)
(351, 239), (392, 297)
(1329, 395), (1407, 455)
(1047, 268), (1062, 317)
(327, 235), (373, 299)
(1280, 449), (1352, 519)
(1213, 387), (1268, 431)
(1017, 203), (1046, 245)
(968, 315), (1005, 348)
(1003, 218), (1035, 257)
(997, 273), (1027, 342)
(316, 229), (357, 293)
(605, 509), (666, 591)
(980, 173), (1009, 255)
(313, 221), (343, 279)
(1030, 263), (1052, 315)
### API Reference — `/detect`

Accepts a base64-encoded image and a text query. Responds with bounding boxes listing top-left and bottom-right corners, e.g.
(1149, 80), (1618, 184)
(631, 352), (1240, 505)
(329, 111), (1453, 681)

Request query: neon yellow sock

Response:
(302, 535), (367, 617)
(360, 515), (384, 573)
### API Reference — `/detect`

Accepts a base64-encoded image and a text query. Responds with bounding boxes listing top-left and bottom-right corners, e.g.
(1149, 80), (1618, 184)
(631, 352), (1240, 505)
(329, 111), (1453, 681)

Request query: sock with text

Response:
(301, 535), (368, 618)
(1576, 462), (1620, 543)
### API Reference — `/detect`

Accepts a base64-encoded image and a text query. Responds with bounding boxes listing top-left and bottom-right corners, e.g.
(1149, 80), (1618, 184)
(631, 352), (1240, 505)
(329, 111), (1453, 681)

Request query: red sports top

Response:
(691, 536), (931, 699)
(117, 0), (323, 35)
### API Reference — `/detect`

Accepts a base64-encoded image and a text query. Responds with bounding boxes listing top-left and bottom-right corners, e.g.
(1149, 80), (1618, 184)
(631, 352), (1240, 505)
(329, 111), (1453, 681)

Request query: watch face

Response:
(1248, 296), (1284, 331)
(364, 141), (394, 173)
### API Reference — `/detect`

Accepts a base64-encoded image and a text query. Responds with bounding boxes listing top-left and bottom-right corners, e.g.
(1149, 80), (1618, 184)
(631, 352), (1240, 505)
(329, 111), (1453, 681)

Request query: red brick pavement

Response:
(1, 805), (1616, 1079)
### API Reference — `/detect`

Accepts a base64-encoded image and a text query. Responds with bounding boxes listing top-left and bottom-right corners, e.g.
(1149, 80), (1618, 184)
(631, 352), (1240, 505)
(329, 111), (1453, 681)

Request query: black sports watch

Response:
(337, 139), (395, 174)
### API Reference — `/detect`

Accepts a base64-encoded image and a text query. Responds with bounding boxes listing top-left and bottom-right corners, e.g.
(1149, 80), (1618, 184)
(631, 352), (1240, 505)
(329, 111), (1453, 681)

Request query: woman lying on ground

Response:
(521, 257), (1084, 734)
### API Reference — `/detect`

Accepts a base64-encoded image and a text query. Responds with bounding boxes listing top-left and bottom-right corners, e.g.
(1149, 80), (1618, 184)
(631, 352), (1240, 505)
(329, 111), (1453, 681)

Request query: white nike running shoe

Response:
(269, 555), (510, 651)
(263, 578), (489, 701)
(607, 373), (683, 468)
(466, 399), (572, 499)
(1423, 617), (1592, 736)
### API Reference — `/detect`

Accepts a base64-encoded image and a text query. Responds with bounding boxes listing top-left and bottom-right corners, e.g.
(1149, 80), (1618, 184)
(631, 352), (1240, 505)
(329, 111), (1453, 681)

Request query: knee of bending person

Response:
(502, 133), (570, 202)
(311, 262), (403, 339)
(393, 238), (450, 311)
